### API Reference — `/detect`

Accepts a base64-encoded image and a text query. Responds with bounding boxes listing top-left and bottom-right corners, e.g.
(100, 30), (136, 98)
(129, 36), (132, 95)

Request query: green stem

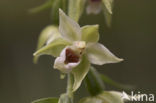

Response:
(85, 67), (105, 96)
(67, 73), (74, 103)
(29, 0), (53, 13)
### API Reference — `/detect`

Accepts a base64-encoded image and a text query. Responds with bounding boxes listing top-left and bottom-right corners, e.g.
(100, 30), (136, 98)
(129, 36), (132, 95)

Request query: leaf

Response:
(85, 67), (105, 96)
(68, 0), (87, 21)
(58, 93), (72, 103)
(33, 25), (60, 63)
(101, 74), (135, 90)
(33, 38), (70, 59)
(86, 43), (123, 65)
(32, 97), (58, 103)
(29, 0), (54, 13)
(59, 9), (81, 42)
(81, 25), (99, 43)
(72, 55), (90, 92)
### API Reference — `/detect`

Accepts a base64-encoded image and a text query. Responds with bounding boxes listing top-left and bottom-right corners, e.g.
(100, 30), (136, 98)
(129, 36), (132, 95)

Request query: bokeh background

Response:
(0, 0), (156, 103)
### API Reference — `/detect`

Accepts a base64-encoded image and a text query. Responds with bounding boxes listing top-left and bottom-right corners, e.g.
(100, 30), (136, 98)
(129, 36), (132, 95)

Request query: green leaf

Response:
(33, 38), (70, 59)
(59, 9), (81, 41)
(86, 43), (123, 65)
(85, 67), (105, 96)
(72, 55), (90, 92)
(58, 93), (72, 103)
(101, 74), (135, 90)
(68, 0), (87, 21)
(33, 25), (60, 63)
(29, 0), (54, 13)
(81, 25), (99, 43)
(32, 97), (58, 103)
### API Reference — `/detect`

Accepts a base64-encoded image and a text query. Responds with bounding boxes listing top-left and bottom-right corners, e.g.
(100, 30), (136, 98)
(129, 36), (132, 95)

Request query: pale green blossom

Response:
(33, 9), (123, 92)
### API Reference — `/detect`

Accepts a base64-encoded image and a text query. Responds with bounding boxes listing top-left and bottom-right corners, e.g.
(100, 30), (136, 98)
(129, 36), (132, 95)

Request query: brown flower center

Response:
(64, 48), (79, 64)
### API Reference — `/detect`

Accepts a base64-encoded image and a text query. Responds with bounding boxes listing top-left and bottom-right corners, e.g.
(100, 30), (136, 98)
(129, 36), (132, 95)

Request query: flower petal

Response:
(58, 93), (71, 103)
(98, 91), (124, 103)
(79, 91), (124, 103)
(81, 25), (99, 43)
(72, 55), (90, 92)
(102, 0), (113, 14)
(97, 91), (124, 103)
(59, 9), (81, 41)
(102, 3), (112, 27)
(86, 1), (102, 14)
(33, 25), (61, 63)
(79, 97), (102, 103)
(86, 43), (123, 65)
(68, 0), (87, 21)
(54, 47), (81, 73)
(101, 0), (114, 27)
(33, 38), (70, 60)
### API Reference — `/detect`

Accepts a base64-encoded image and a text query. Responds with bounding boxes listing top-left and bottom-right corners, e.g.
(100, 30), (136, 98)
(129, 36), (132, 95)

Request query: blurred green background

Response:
(0, 0), (156, 103)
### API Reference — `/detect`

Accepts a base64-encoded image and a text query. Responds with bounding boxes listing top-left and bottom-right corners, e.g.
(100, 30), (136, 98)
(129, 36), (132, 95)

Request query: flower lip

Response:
(64, 48), (80, 64)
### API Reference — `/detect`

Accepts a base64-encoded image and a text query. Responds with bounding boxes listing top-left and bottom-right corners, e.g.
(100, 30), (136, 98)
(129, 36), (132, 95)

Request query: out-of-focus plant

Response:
(31, 0), (135, 103)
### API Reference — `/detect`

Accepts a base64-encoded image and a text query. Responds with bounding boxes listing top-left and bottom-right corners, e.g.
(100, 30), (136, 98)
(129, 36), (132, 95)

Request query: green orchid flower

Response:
(34, 9), (123, 92)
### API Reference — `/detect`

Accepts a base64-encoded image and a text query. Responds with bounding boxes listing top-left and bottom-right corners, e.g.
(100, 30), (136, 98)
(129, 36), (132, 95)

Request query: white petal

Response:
(59, 9), (81, 42)
(54, 47), (80, 73)
(86, 2), (102, 14)
(86, 43), (123, 65)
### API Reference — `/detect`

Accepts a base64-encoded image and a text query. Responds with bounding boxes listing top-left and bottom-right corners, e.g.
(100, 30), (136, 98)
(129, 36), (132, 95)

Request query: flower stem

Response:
(85, 66), (105, 96)
(67, 73), (74, 103)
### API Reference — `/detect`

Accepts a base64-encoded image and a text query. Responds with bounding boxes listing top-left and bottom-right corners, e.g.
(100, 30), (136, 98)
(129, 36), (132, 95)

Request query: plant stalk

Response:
(67, 73), (74, 103)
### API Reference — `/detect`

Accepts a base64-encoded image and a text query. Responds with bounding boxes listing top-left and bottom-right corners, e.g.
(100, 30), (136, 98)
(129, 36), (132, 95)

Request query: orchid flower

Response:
(87, 0), (102, 14)
(33, 9), (123, 92)
(86, 0), (114, 26)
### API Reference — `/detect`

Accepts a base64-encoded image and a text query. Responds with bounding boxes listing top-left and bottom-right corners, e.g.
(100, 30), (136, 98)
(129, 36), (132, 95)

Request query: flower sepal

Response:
(33, 25), (61, 63)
